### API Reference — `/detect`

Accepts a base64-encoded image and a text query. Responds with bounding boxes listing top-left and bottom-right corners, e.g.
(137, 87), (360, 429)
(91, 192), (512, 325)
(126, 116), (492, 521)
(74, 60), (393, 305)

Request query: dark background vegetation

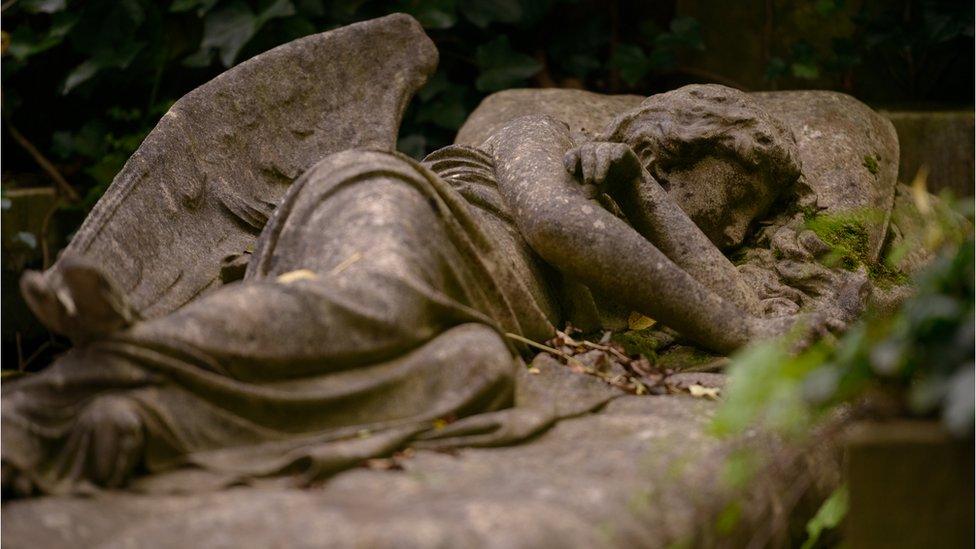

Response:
(1, 0), (973, 368)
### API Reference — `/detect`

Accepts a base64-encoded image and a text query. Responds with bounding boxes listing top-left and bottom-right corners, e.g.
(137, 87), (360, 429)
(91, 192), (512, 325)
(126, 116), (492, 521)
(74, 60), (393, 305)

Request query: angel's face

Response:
(656, 156), (776, 250)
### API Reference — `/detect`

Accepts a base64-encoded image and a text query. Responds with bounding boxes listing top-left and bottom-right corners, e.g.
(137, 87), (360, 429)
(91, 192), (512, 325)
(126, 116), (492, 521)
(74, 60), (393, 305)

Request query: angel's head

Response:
(600, 84), (802, 250)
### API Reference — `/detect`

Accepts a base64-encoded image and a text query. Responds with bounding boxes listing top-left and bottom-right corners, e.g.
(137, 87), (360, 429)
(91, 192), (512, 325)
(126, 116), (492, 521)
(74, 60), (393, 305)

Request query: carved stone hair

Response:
(598, 84), (803, 194)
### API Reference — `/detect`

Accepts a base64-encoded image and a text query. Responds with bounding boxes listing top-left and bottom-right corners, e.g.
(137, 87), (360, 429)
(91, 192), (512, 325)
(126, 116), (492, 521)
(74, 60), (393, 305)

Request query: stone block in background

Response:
(845, 421), (975, 548)
(881, 111), (975, 198)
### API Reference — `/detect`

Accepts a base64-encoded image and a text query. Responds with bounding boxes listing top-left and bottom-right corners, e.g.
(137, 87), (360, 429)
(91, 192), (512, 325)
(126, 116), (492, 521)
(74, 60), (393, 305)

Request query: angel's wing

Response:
(53, 14), (437, 319)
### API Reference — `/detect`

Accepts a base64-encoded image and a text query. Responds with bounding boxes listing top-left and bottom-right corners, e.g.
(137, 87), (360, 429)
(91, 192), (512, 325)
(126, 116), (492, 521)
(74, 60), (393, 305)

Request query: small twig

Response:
(504, 332), (587, 370)
(328, 251), (362, 276)
(1, 0), (18, 13)
(580, 339), (631, 363)
(531, 49), (557, 88)
(39, 197), (60, 269)
(763, 0), (773, 66)
(6, 123), (80, 202)
(15, 332), (24, 371)
(19, 340), (51, 372)
(607, 0), (621, 92)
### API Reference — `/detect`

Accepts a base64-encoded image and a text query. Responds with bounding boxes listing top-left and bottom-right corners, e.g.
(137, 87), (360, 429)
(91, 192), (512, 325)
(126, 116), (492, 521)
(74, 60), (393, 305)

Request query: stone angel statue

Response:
(4, 14), (950, 496)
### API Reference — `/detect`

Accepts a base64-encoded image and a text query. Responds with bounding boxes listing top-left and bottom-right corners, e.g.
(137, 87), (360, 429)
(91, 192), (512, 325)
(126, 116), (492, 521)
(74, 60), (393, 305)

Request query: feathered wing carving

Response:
(44, 14), (437, 320)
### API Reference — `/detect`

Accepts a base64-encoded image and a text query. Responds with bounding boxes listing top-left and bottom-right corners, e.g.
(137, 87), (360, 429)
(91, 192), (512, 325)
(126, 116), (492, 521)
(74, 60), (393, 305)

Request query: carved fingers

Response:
(563, 141), (642, 195)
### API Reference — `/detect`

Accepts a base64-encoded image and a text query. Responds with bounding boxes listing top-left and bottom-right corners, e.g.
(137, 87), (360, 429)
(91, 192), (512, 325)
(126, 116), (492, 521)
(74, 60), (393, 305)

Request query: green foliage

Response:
(610, 327), (667, 362)
(803, 207), (911, 288)
(185, 0), (296, 68)
(715, 236), (975, 442)
(801, 484), (848, 549)
(766, 1), (974, 98)
(474, 36), (541, 92)
(711, 336), (831, 438)
(610, 16), (704, 86)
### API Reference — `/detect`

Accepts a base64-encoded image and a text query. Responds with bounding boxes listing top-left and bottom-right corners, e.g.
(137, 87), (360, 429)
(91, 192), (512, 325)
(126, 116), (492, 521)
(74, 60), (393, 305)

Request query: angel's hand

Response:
(563, 141), (642, 197)
(20, 254), (139, 344)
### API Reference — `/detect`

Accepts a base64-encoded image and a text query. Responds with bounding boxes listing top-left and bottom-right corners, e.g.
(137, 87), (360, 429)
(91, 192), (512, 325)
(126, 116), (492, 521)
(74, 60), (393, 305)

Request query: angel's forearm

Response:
(612, 172), (760, 314)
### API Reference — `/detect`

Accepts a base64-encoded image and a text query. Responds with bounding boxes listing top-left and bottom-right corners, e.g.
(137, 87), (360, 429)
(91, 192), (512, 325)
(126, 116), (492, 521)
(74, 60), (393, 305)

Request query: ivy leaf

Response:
(610, 44), (651, 85)
(416, 87), (468, 129)
(187, 0), (295, 68)
(790, 41), (816, 62)
(397, 134), (427, 159)
(764, 57), (788, 81)
(560, 53), (600, 78)
(475, 36), (541, 92)
(170, 0), (220, 17)
(62, 60), (99, 93)
(20, 0), (66, 14)
(667, 16), (704, 50)
(199, 1), (257, 67)
(791, 62), (820, 80)
(399, 0), (457, 30)
(62, 42), (145, 93)
(7, 11), (78, 61)
(294, 0), (326, 18)
(417, 70), (450, 102)
(814, 0), (841, 17)
(460, 0), (522, 28)
(801, 485), (848, 549)
(15, 232), (38, 250)
(256, 0), (297, 26)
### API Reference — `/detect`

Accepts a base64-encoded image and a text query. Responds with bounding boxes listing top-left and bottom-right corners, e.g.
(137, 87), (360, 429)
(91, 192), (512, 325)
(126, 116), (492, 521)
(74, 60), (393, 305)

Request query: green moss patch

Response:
(806, 211), (872, 271)
(862, 155), (880, 175)
(610, 328), (669, 360)
(805, 209), (909, 286)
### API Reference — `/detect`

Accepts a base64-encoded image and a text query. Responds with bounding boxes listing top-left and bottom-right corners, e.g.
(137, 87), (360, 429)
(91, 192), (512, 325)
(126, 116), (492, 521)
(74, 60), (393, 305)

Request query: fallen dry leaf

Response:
(277, 269), (318, 284)
(688, 384), (721, 400)
(628, 311), (656, 331)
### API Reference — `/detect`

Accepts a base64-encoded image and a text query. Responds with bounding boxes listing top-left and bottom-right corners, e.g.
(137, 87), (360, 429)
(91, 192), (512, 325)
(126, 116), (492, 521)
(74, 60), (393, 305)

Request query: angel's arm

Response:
(564, 141), (761, 314)
(486, 114), (770, 354)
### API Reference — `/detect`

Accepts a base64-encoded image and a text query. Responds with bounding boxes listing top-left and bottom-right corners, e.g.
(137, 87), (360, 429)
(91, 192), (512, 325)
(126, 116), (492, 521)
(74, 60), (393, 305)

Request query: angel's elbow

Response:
(520, 209), (581, 265)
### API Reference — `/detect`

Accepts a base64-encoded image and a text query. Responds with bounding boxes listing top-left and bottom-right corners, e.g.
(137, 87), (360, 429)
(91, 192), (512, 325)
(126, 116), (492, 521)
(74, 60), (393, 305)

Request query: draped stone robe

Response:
(3, 144), (623, 494)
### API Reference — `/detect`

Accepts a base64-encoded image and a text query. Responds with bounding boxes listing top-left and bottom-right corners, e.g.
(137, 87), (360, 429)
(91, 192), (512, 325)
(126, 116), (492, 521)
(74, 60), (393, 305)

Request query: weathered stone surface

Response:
(753, 91), (900, 262)
(49, 14), (437, 320)
(881, 110), (975, 197)
(2, 389), (840, 549)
